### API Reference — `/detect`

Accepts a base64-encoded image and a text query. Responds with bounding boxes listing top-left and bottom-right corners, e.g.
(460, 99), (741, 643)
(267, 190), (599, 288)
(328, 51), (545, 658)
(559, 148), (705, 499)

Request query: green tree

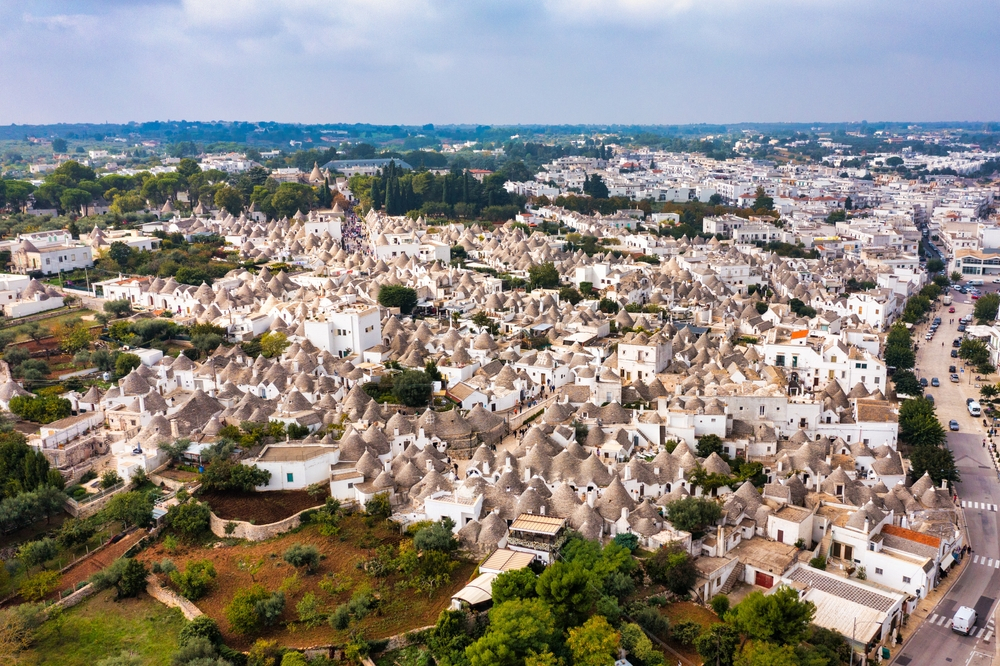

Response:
(115, 558), (149, 599)
(393, 370), (434, 407)
(225, 584), (272, 635)
(114, 353), (142, 378)
(567, 615), (619, 666)
(0, 431), (56, 499)
(365, 492), (392, 520)
(107, 241), (133, 267)
(178, 616), (223, 648)
(18, 570), (62, 602)
(645, 543), (698, 595)
(696, 434), (725, 458)
(491, 568), (539, 605)
(884, 344), (915, 371)
(214, 186), (244, 216)
(377, 285), (419, 314)
(752, 186), (774, 211)
(710, 594), (731, 617)
(259, 331), (290, 359)
(165, 500), (212, 539)
(528, 262), (560, 290)
(413, 521), (458, 552)
(18, 538), (59, 567)
(731, 586), (815, 646)
(558, 286), (583, 305)
(892, 370), (922, 396)
(695, 623), (739, 666)
(61, 323), (93, 355)
(909, 444), (960, 485)
(975, 292), (1000, 322)
(926, 258), (945, 273)
(170, 559), (217, 601)
(898, 398), (946, 448)
(735, 642), (798, 666)
(535, 560), (597, 628)
(104, 299), (133, 318)
(664, 497), (723, 537)
(465, 599), (558, 666)
(102, 490), (155, 528)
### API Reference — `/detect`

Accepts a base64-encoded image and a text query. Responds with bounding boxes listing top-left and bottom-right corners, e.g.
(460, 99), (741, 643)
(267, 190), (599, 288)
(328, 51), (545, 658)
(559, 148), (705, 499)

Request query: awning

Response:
(940, 552), (958, 571)
(450, 572), (498, 607)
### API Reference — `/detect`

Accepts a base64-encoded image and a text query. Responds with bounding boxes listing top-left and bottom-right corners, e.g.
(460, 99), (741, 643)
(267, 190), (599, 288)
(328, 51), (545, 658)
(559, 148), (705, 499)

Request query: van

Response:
(953, 606), (977, 635)
(969, 401), (982, 417)
(969, 279), (984, 287)
(943, 295), (953, 305)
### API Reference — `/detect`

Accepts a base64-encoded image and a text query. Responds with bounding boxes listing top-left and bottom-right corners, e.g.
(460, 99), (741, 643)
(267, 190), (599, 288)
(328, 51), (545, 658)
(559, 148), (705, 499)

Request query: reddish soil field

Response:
(54, 530), (145, 595)
(137, 517), (476, 649)
(158, 468), (200, 483)
(198, 489), (327, 523)
(660, 601), (720, 664)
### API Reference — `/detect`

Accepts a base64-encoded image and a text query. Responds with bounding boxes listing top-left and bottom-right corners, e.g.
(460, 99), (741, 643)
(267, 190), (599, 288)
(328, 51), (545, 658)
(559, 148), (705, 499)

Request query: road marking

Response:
(963, 501), (969, 507)
(976, 627), (985, 638)
(930, 614), (938, 623)
(985, 630), (993, 643)
(989, 559), (994, 567)
(995, 560), (999, 568)
(974, 555), (981, 564)
(946, 619), (953, 628)
(938, 615), (949, 626)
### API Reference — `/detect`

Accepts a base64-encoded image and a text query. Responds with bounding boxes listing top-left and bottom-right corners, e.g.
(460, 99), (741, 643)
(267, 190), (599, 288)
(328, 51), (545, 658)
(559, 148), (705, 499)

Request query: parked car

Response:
(953, 338), (963, 347)
(949, 365), (957, 373)
(972, 294), (980, 300)
(949, 306), (956, 313)
(926, 394), (935, 404)
(993, 279), (1000, 284)
(967, 398), (975, 405)
(950, 420), (960, 431)
(951, 373), (960, 382)
(959, 324), (967, 332)
(920, 377), (928, 387)
(951, 349), (959, 357)
(931, 377), (940, 387)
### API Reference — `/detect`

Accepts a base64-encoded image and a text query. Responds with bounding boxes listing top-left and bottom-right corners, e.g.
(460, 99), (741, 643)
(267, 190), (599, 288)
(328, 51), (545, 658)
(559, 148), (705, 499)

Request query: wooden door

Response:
(755, 571), (774, 589)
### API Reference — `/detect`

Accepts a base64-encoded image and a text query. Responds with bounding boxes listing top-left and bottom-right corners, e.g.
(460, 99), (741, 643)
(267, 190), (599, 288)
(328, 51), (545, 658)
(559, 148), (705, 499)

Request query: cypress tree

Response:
(441, 175), (449, 204)
(370, 178), (381, 210)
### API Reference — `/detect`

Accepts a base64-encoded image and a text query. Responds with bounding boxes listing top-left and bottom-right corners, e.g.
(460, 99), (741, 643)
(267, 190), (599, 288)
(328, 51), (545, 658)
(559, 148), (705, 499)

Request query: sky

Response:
(1, 0), (998, 126)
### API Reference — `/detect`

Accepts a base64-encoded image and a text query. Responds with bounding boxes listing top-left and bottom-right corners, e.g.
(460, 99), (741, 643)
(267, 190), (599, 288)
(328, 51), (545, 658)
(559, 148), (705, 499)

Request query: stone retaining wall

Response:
(54, 583), (96, 610)
(208, 504), (325, 541)
(146, 579), (203, 620)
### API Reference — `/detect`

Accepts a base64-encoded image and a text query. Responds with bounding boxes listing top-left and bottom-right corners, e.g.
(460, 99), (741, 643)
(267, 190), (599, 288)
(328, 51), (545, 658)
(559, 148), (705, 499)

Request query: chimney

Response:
(621, 507), (629, 522)
(394, 428), (399, 438)
(587, 489), (596, 507)
(170, 419), (179, 438)
(418, 427), (425, 440)
(540, 505), (546, 516)
(653, 466), (660, 476)
(524, 468), (530, 482)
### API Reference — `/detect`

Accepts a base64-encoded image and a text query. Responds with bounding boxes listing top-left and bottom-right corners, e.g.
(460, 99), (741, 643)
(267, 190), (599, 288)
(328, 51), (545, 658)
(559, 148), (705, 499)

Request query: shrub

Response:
(19, 570), (61, 601)
(178, 616), (222, 647)
(170, 559), (217, 601)
(413, 521), (458, 552)
(100, 469), (123, 489)
(710, 594), (730, 617)
(201, 459), (271, 492)
(296, 592), (326, 628)
(88, 557), (147, 599)
(152, 558), (177, 575)
(283, 543), (321, 574)
(809, 555), (827, 570)
(377, 285), (418, 314)
(612, 533), (639, 553)
(7, 395), (72, 424)
(225, 584), (284, 634)
(365, 492), (391, 521)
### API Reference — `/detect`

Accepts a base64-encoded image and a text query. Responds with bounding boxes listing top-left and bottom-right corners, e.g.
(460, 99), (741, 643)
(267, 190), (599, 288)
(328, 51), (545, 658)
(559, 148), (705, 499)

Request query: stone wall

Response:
(146, 579), (204, 620)
(208, 504), (325, 541)
(54, 583), (96, 610)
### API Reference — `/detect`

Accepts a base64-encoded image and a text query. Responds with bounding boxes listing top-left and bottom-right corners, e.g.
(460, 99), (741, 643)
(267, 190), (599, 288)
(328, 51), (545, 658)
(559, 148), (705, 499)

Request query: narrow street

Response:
(893, 291), (1000, 665)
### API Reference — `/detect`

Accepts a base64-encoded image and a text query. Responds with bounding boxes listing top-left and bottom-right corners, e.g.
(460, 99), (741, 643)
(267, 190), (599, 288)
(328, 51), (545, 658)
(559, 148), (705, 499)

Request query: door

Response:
(777, 530), (784, 543)
(844, 545), (854, 562)
(755, 571), (774, 589)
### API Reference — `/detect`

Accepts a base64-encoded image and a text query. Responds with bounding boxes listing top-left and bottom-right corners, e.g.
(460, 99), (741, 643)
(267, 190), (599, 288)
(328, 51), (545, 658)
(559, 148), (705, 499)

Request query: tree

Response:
(752, 186), (774, 211)
(926, 258), (945, 273)
(909, 444), (960, 485)
(114, 558), (149, 599)
(259, 331), (289, 359)
(612, 532), (640, 553)
(535, 560), (597, 628)
(61, 323), (93, 355)
(735, 642), (798, 666)
(664, 497), (723, 537)
(101, 469), (122, 489)
(558, 286), (583, 305)
(672, 620), (703, 646)
(104, 299), (133, 318)
(710, 594), (730, 617)
(102, 490), (155, 528)
(225, 584), (272, 635)
(214, 186), (244, 216)
(51, 138), (68, 153)
(695, 623), (739, 666)
(18, 322), (46, 347)
(528, 262), (560, 290)
(393, 370), (434, 407)
(893, 370), (922, 397)
(0, 432), (56, 499)
(976, 293), (1000, 322)
(491, 568), (538, 605)
(107, 241), (133, 268)
(283, 543), (321, 574)
(583, 174), (609, 199)
(567, 615), (619, 666)
(165, 500), (212, 539)
(884, 344), (915, 371)
(18, 538), (58, 567)
(18, 570), (61, 601)
(465, 599), (558, 666)
(170, 559), (217, 600)
(201, 459), (271, 492)
(192, 333), (223, 354)
(731, 586), (815, 646)
(414, 521), (458, 552)
(951, 272), (963, 283)
(365, 492), (392, 520)
(898, 398), (946, 448)
(377, 285), (419, 314)
(178, 616), (223, 648)
(114, 353), (142, 378)
(645, 543), (698, 595)
(696, 434), (725, 458)
(8, 395), (72, 424)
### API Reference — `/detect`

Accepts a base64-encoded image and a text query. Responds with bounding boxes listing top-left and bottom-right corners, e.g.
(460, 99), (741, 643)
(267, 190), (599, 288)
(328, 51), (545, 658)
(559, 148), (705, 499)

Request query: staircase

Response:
(720, 562), (745, 595)
(817, 532), (833, 559)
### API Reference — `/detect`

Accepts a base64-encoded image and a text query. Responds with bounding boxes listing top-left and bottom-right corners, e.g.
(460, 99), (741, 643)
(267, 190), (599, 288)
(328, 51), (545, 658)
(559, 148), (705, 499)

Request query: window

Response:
(875, 567), (884, 575)
(759, 405), (765, 416)
(286, 473), (294, 483)
(775, 354), (785, 367)
(902, 576), (911, 584)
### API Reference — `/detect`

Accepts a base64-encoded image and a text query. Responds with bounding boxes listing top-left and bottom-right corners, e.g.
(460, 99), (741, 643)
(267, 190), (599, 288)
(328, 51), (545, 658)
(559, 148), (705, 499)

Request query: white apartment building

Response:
(617, 331), (672, 383)
(756, 340), (886, 395)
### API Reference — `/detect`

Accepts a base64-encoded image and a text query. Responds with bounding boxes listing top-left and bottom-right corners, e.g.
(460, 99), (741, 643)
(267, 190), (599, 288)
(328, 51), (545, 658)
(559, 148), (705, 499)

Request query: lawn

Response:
(1, 307), (96, 338)
(137, 516), (476, 650)
(21, 588), (186, 666)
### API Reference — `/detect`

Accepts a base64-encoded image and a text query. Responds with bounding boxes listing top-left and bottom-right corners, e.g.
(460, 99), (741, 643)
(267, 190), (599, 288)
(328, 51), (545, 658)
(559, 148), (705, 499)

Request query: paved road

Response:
(894, 296), (1000, 665)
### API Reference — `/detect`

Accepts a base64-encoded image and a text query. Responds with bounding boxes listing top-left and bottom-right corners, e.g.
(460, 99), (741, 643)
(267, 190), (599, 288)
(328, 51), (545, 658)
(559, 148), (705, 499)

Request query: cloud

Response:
(0, 0), (997, 125)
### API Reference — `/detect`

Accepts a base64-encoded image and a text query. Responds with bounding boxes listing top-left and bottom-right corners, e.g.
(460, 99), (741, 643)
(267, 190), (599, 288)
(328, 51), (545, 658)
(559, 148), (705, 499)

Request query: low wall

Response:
(208, 504), (326, 541)
(146, 579), (203, 620)
(54, 583), (96, 610)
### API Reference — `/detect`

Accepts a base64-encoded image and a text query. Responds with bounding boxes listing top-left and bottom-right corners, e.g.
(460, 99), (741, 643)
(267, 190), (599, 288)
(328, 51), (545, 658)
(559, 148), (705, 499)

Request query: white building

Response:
(303, 306), (382, 358)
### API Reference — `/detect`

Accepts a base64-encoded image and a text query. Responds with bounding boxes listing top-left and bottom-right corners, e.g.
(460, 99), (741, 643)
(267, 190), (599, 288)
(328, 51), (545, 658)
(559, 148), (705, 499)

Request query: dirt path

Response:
(57, 530), (145, 591)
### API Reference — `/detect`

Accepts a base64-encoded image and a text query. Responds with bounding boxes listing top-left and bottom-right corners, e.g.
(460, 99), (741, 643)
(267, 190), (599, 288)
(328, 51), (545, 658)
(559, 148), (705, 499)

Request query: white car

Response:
(993, 278), (1000, 284)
